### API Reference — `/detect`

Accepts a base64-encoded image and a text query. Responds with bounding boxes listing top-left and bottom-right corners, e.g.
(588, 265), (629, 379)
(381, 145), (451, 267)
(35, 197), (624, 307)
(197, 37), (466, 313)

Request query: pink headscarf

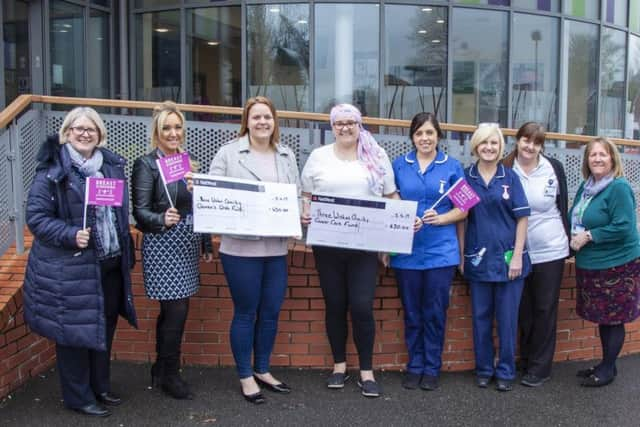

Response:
(330, 104), (387, 196)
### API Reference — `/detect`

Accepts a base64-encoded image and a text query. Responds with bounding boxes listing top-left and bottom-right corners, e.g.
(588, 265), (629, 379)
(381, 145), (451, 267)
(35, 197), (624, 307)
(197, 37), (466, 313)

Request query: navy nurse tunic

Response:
(391, 150), (464, 270)
(463, 162), (532, 282)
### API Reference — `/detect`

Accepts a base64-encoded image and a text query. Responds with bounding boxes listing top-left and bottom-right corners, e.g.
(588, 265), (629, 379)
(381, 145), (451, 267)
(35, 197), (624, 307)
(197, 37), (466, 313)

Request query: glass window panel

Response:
(3, 0), (30, 106)
(511, 0), (559, 12)
(314, 3), (379, 115)
(50, 0), (84, 97)
(135, 0), (177, 9)
(599, 27), (626, 138)
(384, 5), (447, 122)
(604, 0), (627, 26)
(627, 35), (640, 139)
(247, 4), (310, 111)
(563, 0), (600, 20)
(511, 13), (559, 130)
(135, 10), (181, 102)
(87, 9), (110, 99)
(631, 1), (640, 33)
(455, 0), (510, 5)
(187, 6), (242, 116)
(451, 8), (509, 126)
(563, 20), (598, 135)
(92, 0), (110, 6)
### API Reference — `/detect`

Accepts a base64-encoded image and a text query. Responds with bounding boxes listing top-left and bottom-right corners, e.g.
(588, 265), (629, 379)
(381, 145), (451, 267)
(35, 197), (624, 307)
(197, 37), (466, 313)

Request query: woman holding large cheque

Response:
(208, 96), (300, 404)
(300, 103), (398, 398)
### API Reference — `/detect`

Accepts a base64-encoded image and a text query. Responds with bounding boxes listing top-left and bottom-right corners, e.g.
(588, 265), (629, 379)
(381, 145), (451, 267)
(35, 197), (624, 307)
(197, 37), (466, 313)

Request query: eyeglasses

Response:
(70, 126), (98, 136)
(333, 121), (358, 130)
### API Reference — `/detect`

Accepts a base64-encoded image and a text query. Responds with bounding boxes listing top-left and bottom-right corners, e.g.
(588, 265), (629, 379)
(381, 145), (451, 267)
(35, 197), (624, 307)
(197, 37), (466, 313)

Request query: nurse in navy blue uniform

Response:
(390, 113), (467, 391)
(460, 123), (530, 392)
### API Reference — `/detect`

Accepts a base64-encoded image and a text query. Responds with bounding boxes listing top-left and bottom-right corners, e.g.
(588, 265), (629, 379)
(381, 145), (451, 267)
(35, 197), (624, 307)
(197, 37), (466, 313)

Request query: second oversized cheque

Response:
(306, 194), (418, 254)
(192, 174), (302, 237)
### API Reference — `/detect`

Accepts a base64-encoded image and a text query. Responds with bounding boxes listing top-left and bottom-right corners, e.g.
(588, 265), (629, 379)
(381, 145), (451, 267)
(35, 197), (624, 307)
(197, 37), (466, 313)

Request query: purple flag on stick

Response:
(447, 178), (480, 212)
(157, 152), (191, 184)
(86, 177), (124, 206)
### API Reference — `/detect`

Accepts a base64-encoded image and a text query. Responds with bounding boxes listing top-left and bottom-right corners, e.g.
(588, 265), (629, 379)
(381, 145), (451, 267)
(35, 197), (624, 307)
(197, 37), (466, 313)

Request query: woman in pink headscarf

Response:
(300, 104), (397, 398)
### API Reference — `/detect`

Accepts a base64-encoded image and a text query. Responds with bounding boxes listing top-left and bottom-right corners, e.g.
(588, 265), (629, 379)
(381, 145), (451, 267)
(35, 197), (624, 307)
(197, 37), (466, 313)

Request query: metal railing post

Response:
(8, 119), (25, 254)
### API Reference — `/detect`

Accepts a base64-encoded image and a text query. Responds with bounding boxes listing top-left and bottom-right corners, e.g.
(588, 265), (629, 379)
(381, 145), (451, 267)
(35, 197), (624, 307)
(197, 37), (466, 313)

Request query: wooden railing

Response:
(1, 94), (640, 147)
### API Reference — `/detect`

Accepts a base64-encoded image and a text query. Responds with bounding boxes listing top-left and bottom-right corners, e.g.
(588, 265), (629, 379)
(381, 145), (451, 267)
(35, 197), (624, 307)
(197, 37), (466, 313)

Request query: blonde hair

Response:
(239, 96), (280, 147)
(469, 124), (505, 160)
(150, 101), (199, 172)
(581, 137), (624, 179)
(58, 107), (108, 146)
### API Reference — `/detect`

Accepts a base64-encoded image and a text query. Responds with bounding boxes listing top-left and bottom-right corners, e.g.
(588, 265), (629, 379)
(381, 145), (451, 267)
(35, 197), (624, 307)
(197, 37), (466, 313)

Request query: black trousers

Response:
(518, 258), (565, 378)
(57, 256), (123, 408)
(312, 246), (378, 371)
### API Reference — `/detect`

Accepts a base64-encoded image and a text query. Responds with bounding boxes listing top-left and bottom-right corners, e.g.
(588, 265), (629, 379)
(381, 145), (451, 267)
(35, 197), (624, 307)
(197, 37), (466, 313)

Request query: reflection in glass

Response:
(50, 0), (84, 97)
(451, 8), (508, 126)
(187, 7), (242, 116)
(511, 14), (559, 130)
(627, 35), (640, 139)
(599, 28), (626, 138)
(134, 0), (176, 9)
(563, 20), (598, 136)
(563, 0), (600, 19)
(384, 5), (447, 121)
(3, 0), (30, 106)
(454, 0), (510, 5)
(92, 0), (110, 6)
(136, 11), (181, 102)
(631, 1), (640, 33)
(314, 4), (378, 115)
(88, 9), (110, 99)
(603, 0), (627, 26)
(511, 0), (559, 11)
(247, 4), (309, 111)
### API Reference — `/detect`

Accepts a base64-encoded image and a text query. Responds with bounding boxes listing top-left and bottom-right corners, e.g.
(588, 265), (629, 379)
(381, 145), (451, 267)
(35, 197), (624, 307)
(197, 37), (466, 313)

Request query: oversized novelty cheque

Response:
(191, 174), (302, 237)
(306, 193), (418, 254)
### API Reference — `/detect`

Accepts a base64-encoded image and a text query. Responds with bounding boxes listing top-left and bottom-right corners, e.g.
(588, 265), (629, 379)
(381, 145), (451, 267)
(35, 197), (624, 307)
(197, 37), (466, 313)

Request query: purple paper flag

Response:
(157, 152), (191, 184)
(447, 178), (481, 212)
(86, 177), (125, 207)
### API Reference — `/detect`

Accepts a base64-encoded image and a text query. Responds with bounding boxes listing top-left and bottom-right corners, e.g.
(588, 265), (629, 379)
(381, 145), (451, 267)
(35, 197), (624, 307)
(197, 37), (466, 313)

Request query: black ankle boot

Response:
(161, 357), (193, 400)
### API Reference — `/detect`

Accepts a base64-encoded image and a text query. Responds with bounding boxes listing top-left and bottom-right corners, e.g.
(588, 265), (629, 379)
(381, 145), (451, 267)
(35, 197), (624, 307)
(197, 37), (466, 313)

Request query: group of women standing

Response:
(21, 96), (640, 416)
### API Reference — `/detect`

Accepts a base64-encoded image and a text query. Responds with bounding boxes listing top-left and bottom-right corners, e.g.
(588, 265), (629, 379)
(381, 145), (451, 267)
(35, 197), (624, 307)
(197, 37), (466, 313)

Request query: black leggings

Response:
(156, 298), (190, 361)
(313, 246), (379, 371)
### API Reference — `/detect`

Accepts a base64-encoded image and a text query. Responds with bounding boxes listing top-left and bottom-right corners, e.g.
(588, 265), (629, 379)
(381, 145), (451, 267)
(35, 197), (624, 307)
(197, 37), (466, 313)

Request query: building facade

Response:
(2, 0), (640, 138)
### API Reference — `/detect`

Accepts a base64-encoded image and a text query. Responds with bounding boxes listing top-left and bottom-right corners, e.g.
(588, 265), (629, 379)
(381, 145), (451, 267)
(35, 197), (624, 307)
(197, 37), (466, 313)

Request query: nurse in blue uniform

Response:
(390, 112), (467, 391)
(460, 123), (530, 392)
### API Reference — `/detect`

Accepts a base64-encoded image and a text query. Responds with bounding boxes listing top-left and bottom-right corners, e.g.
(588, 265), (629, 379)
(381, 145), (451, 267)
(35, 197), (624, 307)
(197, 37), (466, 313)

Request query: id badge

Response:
(543, 184), (557, 198)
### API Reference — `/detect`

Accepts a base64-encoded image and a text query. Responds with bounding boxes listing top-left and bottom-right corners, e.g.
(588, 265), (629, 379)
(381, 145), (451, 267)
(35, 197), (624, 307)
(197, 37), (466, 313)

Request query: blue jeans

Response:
(470, 278), (524, 381)
(395, 266), (455, 377)
(220, 253), (288, 379)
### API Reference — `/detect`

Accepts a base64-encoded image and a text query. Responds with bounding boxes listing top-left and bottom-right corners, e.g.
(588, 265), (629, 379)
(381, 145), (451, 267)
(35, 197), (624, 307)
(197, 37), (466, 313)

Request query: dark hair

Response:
(409, 112), (443, 141)
(503, 121), (546, 168)
(515, 121), (546, 147)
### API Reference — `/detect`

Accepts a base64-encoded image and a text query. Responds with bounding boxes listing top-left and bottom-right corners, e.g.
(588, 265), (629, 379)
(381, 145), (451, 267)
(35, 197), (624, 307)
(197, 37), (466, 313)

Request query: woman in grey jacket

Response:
(208, 96), (300, 404)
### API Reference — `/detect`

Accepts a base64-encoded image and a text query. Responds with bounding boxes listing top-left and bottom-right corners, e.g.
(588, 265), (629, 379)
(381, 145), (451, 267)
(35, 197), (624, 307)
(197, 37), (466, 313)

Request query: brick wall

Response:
(2, 228), (640, 399)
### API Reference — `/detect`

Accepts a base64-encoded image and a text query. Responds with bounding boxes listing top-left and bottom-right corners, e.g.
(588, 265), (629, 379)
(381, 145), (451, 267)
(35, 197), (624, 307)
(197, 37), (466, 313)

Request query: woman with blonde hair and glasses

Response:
(207, 96), (300, 404)
(132, 101), (212, 400)
(569, 137), (640, 387)
(459, 123), (530, 392)
(24, 107), (137, 417)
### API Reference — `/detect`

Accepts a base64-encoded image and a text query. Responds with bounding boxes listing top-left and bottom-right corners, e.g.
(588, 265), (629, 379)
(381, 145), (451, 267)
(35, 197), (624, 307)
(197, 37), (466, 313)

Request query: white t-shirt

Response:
(513, 156), (569, 264)
(301, 144), (396, 197)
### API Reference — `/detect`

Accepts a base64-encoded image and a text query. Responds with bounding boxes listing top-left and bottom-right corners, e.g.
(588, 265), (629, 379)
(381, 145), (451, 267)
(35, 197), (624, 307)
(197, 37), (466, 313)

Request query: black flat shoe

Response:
(326, 372), (350, 389)
(95, 392), (122, 406)
(577, 366), (617, 378)
(581, 373), (615, 387)
(254, 375), (291, 394)
(241, 389), (266, 404)
(70, 403), (111, 417)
